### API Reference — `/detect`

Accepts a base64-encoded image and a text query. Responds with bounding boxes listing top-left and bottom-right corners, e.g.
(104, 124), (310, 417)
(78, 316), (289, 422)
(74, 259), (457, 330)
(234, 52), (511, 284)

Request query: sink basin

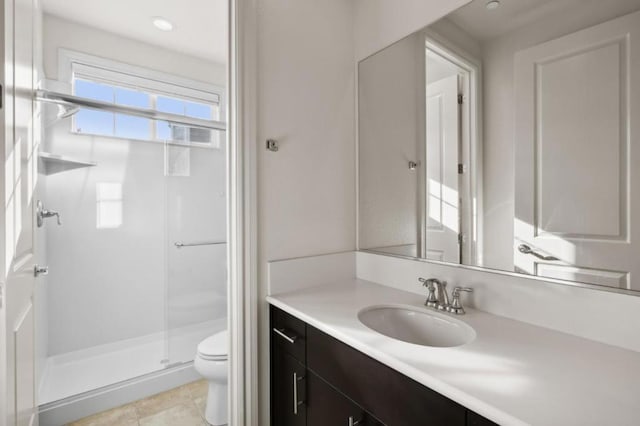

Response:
(358, 305), (476, 348)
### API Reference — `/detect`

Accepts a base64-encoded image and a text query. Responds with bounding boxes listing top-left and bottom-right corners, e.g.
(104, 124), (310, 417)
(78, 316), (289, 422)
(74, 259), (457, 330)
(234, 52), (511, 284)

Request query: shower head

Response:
(57, 104), (80, 119)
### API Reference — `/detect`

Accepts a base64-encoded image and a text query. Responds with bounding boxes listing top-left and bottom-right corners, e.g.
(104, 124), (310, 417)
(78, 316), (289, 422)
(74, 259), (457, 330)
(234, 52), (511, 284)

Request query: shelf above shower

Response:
(39, 152), (97, 175)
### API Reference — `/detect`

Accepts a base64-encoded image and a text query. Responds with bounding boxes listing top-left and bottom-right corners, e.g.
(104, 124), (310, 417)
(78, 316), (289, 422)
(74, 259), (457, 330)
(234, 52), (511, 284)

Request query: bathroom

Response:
(2, 0), (640, 425)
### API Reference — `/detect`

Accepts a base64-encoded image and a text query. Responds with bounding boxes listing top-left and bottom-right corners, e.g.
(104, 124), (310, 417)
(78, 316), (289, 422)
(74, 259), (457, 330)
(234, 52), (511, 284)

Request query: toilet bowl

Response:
(194, 330), (228, 426)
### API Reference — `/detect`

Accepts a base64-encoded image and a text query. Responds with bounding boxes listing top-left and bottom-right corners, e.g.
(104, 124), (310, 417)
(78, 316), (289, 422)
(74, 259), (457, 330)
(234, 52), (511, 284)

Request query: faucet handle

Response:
(452, 287), (473, 297)
(448, 287), (473, 315)
(418, 277), (432, 288)
(419, 278), (438, 307)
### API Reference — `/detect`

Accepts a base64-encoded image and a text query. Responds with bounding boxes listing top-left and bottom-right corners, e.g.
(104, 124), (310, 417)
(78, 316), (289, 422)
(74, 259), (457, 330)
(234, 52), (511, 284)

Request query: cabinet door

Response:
(307, 326), (466, 425)
(272, 350), (307, 426)
(308, 372), (381, 426)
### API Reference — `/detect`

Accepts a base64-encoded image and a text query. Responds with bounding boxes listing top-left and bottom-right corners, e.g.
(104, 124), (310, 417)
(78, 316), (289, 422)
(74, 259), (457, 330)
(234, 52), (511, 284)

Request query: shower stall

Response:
(37, 88), (227, 409)
(33, 9), (229, 421)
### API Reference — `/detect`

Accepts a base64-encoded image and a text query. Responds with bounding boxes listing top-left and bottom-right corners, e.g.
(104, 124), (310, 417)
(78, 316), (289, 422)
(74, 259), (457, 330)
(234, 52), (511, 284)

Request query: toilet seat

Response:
(197, 330), (228, 361)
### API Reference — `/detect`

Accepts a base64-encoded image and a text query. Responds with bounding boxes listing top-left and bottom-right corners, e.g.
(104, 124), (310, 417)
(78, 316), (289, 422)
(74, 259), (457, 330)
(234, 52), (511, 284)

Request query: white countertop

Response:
(266, 279), (640, 426)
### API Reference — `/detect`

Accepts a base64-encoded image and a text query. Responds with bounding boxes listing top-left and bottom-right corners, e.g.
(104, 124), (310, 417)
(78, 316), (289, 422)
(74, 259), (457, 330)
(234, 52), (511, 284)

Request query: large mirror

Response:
(358, 0), (640, 293)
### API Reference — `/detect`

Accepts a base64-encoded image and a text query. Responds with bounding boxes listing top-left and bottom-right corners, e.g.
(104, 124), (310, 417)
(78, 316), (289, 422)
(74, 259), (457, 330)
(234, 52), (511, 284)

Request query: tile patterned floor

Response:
(67, 380), (212, 426)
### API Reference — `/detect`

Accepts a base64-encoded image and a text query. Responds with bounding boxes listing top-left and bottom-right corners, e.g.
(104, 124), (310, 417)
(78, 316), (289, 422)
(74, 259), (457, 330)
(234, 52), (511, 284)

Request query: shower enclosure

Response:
(35, 51), (228, 414)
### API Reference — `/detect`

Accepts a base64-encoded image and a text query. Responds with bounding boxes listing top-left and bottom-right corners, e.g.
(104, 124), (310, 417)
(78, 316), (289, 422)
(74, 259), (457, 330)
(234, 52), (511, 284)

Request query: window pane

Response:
(115, 87), (150, 108)
(157, 96), (185, 114)
(75, 109), (114, 136)
(72, 75), (218, 144)
(156, 121), (173, 141)
(185, 101), (212, 120)
(115, 114), (151, 140)
(75, 79), (114, 102)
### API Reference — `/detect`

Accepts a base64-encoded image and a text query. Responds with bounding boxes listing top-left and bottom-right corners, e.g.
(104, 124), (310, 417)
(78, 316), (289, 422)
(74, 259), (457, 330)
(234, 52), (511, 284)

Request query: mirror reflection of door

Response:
(514, 11), (640, 289)
(424, 43), (475, 264)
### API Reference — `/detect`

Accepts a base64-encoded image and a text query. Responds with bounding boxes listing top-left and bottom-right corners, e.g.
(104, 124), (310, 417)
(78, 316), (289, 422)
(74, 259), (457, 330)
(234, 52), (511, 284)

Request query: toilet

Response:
(194, 330), (228, 426)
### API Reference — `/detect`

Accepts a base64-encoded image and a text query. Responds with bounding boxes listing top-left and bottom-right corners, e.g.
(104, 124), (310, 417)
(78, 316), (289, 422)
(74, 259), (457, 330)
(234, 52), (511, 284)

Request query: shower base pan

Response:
(38, 319), (225, 425)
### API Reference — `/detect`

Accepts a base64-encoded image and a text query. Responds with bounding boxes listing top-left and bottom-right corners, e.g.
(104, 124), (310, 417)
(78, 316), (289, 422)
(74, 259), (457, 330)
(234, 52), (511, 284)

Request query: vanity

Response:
(270, 302), (494, 426)
(267, 273), (640, 426)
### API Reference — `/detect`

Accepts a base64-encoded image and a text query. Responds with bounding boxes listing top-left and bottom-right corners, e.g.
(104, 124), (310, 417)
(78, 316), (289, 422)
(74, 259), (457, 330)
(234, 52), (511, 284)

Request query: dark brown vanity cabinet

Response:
(270, 305), (497, 426)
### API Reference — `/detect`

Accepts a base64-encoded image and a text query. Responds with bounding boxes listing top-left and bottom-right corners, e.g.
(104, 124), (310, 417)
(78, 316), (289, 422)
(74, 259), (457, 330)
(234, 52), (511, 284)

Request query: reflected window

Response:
(96, 183), (123, 229)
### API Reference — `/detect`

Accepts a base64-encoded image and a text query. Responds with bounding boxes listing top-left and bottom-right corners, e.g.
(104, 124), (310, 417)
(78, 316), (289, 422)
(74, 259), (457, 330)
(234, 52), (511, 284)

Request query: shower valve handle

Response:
(37, 200), (62, 227)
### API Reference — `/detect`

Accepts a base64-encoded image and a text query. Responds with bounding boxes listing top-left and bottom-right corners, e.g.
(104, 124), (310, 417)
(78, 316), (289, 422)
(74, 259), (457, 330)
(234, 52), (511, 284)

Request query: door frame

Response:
(228, 0), (259, 425)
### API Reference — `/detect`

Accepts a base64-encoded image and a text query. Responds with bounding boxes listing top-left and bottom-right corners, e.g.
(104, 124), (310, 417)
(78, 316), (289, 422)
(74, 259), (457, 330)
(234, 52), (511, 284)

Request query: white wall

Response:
(256, 0), (356, 422)
(41, 18), (227, 356)
(43, 14), (226, 86)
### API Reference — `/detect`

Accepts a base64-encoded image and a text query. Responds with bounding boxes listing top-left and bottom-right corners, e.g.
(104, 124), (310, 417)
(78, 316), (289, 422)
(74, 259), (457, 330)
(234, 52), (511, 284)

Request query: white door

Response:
(514, 10), (640, 290)
(425, 74), (460, 263)
(2, 0), (39, 423)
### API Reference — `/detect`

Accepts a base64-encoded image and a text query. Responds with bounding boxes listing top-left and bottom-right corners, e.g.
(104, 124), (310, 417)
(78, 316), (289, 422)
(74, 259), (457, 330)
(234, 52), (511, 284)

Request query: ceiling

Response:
(42, 0), (228, 64)
(447, 0), (640, 42)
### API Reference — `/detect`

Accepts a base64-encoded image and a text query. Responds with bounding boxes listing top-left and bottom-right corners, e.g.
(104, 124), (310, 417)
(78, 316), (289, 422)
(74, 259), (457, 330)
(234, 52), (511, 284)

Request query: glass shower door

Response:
(39, 114), (170, 403)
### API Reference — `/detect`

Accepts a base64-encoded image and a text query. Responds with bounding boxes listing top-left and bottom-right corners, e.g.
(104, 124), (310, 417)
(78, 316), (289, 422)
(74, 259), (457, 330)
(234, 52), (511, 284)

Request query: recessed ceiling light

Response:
(152, 17), (174, 31)
(485, 0), (501, 10)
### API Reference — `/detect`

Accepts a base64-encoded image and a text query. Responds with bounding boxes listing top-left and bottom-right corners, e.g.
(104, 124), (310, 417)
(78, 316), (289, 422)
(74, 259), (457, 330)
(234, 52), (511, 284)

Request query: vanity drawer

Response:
(307, 325), (466, 426)
(271, 306), (307, 363)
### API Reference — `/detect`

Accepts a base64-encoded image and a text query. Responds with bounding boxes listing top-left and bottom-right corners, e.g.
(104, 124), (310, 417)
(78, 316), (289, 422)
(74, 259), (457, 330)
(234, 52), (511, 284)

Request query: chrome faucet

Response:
(419, 278), (473, 315)
(418, 278), (449, 310)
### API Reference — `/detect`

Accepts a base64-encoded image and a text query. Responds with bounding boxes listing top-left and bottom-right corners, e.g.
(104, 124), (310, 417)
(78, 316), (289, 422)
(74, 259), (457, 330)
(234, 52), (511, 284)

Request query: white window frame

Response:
(58, 48), (226, 148)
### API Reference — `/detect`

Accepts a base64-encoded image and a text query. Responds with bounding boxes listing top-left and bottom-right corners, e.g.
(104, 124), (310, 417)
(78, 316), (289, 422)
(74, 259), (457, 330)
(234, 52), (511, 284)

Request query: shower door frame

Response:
(228, 0), (259, 425)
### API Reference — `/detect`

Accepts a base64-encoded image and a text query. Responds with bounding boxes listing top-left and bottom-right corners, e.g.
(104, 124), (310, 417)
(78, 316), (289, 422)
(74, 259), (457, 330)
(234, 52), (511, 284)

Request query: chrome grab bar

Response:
(518, 244), (559, 261)
(174, 241), (226, 248)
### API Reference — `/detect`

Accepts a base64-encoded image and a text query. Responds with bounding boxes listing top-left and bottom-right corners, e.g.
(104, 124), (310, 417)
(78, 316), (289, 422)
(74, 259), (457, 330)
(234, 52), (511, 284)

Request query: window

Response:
(96, 183), (123, 229)
(64, 51), (224, 147)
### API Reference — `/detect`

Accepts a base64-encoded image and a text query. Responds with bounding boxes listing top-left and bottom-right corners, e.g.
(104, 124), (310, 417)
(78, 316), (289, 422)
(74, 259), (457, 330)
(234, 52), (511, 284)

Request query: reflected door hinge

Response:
(458, 94), (464, 105)
(458, 234), (465, 245)
(458, 164), (466, 174)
